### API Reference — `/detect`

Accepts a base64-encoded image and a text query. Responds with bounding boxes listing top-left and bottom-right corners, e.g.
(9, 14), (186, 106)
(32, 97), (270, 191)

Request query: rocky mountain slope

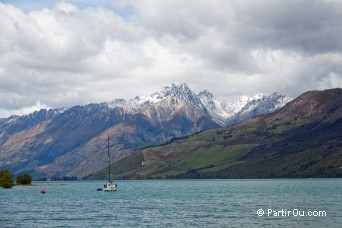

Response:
(0, 83), (290, 177)
(91, 88), (342, 179)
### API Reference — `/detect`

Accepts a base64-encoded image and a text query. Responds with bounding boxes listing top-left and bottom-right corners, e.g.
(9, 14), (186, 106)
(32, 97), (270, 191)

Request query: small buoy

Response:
(40, 189), (46, 194)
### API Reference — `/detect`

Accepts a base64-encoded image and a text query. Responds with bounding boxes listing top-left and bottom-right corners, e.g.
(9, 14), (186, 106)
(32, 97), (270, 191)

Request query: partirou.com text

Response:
(257, 208), (327, 217)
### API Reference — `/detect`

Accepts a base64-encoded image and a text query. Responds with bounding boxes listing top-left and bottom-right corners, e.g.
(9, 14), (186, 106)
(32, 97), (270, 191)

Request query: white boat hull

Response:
(103, 182), (117, 191)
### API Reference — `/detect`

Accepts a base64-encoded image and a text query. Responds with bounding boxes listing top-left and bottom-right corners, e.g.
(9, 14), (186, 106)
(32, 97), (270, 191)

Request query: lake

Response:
(0, 179), (341, 227)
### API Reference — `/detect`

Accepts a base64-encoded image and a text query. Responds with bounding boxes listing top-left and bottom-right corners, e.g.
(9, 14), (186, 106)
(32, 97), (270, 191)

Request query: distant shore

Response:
(13, 183), (66, 187)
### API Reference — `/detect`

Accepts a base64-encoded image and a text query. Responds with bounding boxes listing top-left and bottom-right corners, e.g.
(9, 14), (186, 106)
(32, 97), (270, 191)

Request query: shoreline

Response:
(13, 183), (66, 187)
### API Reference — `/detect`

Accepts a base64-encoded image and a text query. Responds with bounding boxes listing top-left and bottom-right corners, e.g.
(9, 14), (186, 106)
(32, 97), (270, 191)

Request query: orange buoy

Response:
(40, 189), (46, 194)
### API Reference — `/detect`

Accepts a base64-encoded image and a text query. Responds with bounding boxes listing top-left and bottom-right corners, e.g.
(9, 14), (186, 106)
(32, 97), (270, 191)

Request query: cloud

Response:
(231, 0), (342, 54)
(0, 101), (50, 118)
(0, 0), (341, 117)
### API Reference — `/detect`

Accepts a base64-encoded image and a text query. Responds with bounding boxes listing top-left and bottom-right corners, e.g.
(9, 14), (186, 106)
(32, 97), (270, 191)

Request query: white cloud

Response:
(0, 101), (50, 118)
(0, 0), (341, 118)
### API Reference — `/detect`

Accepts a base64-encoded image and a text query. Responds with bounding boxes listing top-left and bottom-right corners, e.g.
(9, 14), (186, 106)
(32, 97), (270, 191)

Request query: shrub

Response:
(0, 170), (14, 188)
(16, 173), (33, 185)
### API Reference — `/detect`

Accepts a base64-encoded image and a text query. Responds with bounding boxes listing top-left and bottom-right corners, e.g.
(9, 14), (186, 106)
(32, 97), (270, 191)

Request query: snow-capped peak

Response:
(223, 96), (253, 115)
(104, 83), (291, 126)
(106, 83), (202, 112)
(149, 83), (194, 101)
(226, 92), (293, 126)
(198, 90), (214, 100)
(198, 90), (230, 125)
(253, 93), (265, 100)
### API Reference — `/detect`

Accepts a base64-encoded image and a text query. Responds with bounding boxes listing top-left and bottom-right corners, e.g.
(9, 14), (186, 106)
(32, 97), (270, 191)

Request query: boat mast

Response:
(108, 135), (110, 180)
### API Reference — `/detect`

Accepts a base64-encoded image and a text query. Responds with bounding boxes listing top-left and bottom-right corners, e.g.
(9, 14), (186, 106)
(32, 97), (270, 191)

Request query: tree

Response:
(16, 173), (33, 185)
(0, 170), (14, 188)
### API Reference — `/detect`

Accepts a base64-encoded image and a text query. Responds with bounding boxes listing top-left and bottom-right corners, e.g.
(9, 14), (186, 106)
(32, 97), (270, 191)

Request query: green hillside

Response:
(90, 88), (342, 179)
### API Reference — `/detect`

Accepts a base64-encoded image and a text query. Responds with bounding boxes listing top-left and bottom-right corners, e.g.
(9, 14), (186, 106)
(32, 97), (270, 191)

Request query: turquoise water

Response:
(0, 179), (341, 227)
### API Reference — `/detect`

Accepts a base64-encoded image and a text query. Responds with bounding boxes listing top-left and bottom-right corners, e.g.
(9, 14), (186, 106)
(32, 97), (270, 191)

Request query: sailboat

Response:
(103, 135), (117, 192)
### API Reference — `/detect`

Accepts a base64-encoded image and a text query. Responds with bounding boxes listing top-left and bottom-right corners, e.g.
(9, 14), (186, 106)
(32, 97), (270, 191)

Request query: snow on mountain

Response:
(222, 96), (251, 117)
(104, 83), (291, 127)
(273, 93), (293, 109)
(0, 83), (290, 129)
(222, 93), (263, 115)
(148, 83), (205, 112)
(106, 83), (206, 115)
(226, 92), (293, 126)
(198, 90), (231, 126)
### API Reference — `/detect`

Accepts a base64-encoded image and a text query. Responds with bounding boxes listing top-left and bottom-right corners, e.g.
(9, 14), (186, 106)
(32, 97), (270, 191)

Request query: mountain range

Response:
(91, 88), (342, 179)
(0, 83), (291, 177)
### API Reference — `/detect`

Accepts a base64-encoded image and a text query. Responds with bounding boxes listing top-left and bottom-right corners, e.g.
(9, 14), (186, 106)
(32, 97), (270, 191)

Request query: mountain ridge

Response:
(0, 83), (291, 177)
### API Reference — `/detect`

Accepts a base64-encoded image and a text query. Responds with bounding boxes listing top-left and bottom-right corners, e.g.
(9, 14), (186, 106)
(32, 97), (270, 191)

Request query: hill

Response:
(90, 88), (342, 179)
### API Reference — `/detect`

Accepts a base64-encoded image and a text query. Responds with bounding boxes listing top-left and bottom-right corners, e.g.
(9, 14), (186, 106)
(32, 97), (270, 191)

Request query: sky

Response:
(0, 0), (341, 118)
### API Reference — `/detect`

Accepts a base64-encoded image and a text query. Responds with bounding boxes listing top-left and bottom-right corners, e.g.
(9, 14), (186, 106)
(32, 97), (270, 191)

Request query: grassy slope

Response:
(218, 119), (342, 178)
(90, 123), (269, 179)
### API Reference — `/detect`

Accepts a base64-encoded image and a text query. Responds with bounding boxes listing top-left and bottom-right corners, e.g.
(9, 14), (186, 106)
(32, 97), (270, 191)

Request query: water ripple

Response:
(0, 179), (341, 227)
